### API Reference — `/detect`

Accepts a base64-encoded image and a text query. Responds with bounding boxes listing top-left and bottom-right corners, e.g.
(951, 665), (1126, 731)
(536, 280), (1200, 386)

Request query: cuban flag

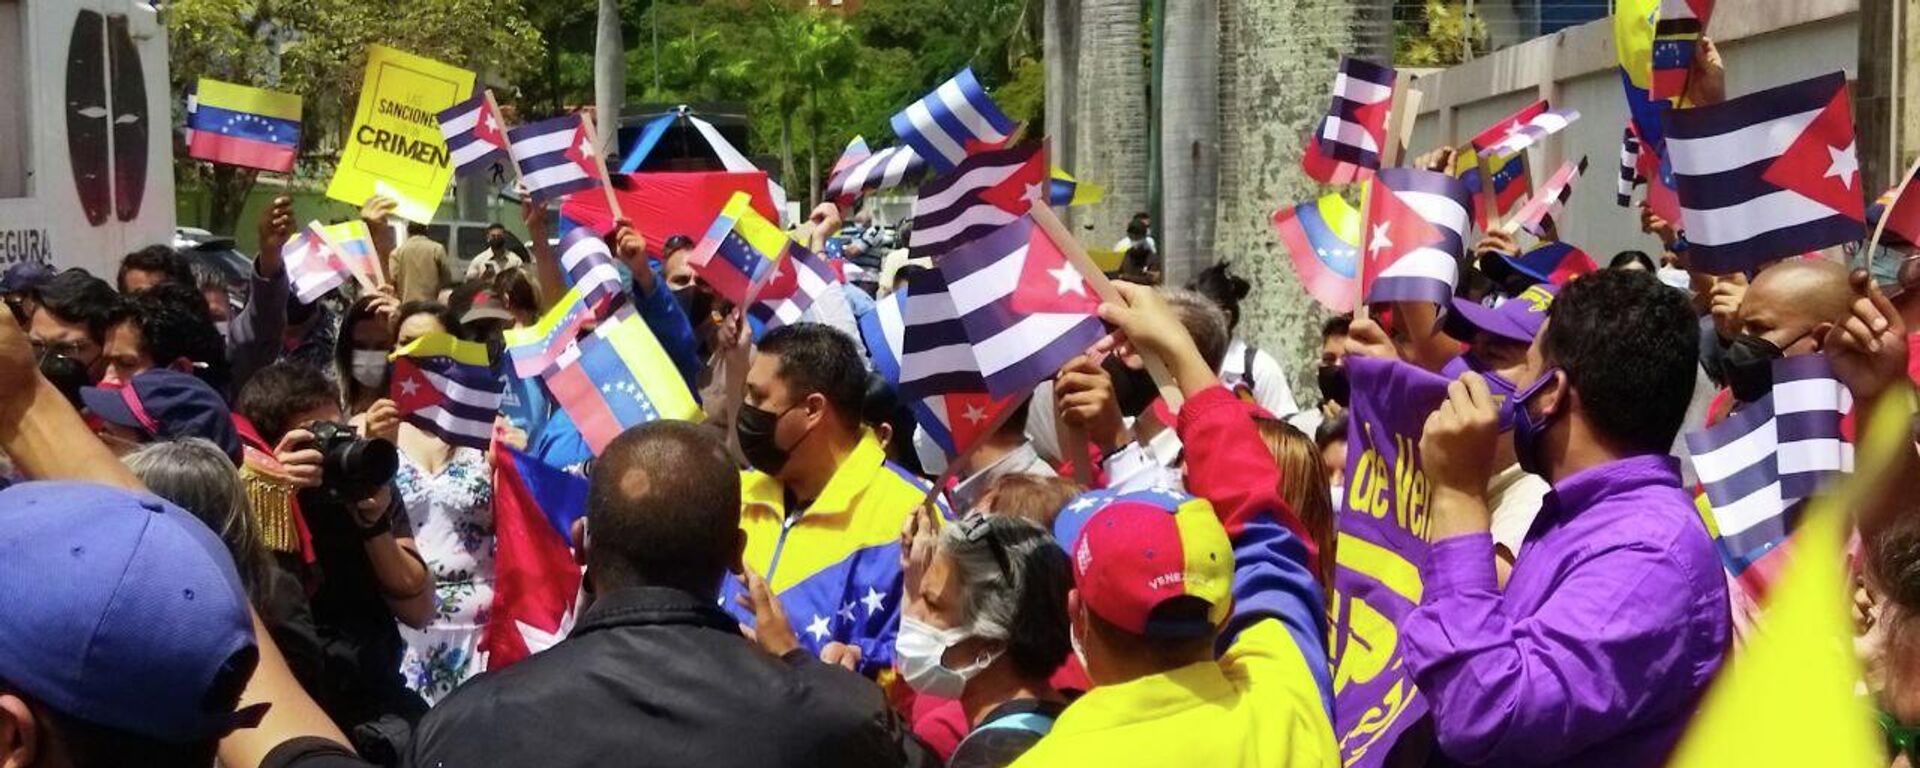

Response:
(556, 226), (624, 315)
(1664, 72), (1864, 275)
(891, 67), (1017, 174)
(747, 246), (841, 339)
(502, 285), (594, 379)
(482, 443), (589, 670)
(1272, 194), (1362, 313)
(910, 143), (1049, 258)
(941, 216), (1106, 400)
(859, 281), (1011, 458)
(1618, 124), (1646, 207)
(437, 93), (509, 179)
(389, 331), (505, 451)
(1472, 100), (1580, 162)
(1509, 156), (1589, 237)
(1302, 124), (1375, 186)
(1651, 0), (1715, 101)
(1315, 57), (1396, 169)
(1362, 168), (1473, 306)
(282, 222), (349, 304)
(1684, 354), (1852, 599)
(687, 192), (794, 305)
(508, 114), (604, 204)
(825, 144), (925, 203)
(544, 309), (703, 455)
(1879, 163), (1920, 247)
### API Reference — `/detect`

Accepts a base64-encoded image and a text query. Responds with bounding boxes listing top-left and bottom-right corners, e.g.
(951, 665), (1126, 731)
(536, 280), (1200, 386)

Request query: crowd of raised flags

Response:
(15, 0), (1920, 766)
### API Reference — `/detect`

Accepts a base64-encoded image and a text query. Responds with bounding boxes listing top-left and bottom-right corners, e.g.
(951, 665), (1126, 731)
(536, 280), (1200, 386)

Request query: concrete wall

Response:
(1405, 0), (1859, 262)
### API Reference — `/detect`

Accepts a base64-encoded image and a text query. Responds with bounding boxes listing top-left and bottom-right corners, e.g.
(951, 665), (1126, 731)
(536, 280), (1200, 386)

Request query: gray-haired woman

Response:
(123, 437), (272, 599)
(897, 510), (1075, 768)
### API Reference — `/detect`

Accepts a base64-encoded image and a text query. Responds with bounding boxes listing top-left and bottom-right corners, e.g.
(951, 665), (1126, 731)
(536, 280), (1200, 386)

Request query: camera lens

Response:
(336, 437), (399, 490)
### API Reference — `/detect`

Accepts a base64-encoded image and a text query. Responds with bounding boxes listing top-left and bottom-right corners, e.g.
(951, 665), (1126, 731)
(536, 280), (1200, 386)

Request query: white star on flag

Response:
(837, 602), (856, 622)
(484, 111), (502, 136)
(961, 403), (988, 424)
(577, 133), (596, 159)
(1023, 181), (1047, 204)
(398, 377), (421, 398)
(516, 609), (575, 655)
(1068, 495), (1098, 512)
(1368, 222), (1393, 256)
(861, 587), (887, 616)
(1825, 142), (1858, 189)
(805, 614), (832, 642)
(1048, 263), (1087, 296)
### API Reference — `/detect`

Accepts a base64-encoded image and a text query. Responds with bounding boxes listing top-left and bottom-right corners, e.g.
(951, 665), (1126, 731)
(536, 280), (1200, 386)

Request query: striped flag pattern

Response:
(437, 94), (508, 179)
(1472, 101), (1580, 162)
(1684, 354), (1852, 596)
(390, 331), (505, 451)
(1651, 0), (1715, 101)
(894, 269), (987, 401)
(1510, 157), (1589, 237)
(747, 246), (841, 337)
(909, 143), (1047, 258)
(507, 114), (602, 204)
(1663, 72), (1864, 274)
(941, 216), (1105, 399)
(1617, 125), (1645, 207)
(556, 226), (624, 315)
(1315, 57), (1396, 169)
(543, 308), (702, 455)
(687, 192), (795, 305)
(824, 144), (925, 202)
(1364, 168), (1473, 306)
(501, 285), (594, 379)
(856, 283), (1006, 459)
(890, 67), (1017, 174)
(282, 222), (349, 304)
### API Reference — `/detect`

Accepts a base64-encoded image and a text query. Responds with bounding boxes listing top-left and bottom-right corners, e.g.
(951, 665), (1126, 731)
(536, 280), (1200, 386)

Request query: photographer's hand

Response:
(273, 429), (324, 489)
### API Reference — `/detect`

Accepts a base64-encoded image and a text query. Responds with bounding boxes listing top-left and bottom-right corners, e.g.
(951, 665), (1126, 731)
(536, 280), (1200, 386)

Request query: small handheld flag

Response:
(508, 114), (604, 204)
(1471, 100), (1580, 162)
(825, 143), (925, 203)
(1302, 124), (1374, 185)
(687, 192), (801, 305)
(483, 444), (589, 669)
(1273, 194), (1362, 313)
(282, 223), (349, 304)
(1048, 167), (1105, 207)
(1508, 157), (1589, 237)
(555, 226), (624, 315)
(390, 331), (506, 451)
(1361, 169), (1472, 306)
(890, 67), (1016, 174)
(939, 215), (1105, 400)
(747, 246), (841, 339)
(1650, 0), (1715, 102)
(1663, 72), (1863, 274)
(910, 143), (1049, 258)
(864, 279), (1013, 459)
(437, 92), (509, 180)
(186, 78), (302, 173)
(544, 310), (703, 455)
(1617, 124), (1646, 207)
(1314, 57), (1397, 170)
(502, 286), (595, 379)
(1874, 161), (1920, 249)
(317, 220), (383, 288)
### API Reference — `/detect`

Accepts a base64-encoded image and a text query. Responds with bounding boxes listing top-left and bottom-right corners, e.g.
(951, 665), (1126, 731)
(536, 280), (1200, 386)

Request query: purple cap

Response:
(82, 370), (241, 462)
(0, 262), (55, 294)
(0, 481), (262, 742)
(1445, 283), (1557, 345)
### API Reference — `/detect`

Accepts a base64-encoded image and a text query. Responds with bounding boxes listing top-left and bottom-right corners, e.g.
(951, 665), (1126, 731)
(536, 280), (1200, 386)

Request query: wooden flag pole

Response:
(917, 399), (1030, 509)
(578, 115), (627, 224)
(1029, 202), (1185, 411)
(1477, 150), (1505, 234)
(1866, 156), (1920, 271)
(482, 89), (527, 191)
(1394, 88), (1425, 164)
(1380, 72), (1417, 168)
(1353, 181), (1373, 321)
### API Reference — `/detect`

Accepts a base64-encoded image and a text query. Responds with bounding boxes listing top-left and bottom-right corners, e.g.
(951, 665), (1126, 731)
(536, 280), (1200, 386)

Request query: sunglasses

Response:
(957, 515), (1014, 577)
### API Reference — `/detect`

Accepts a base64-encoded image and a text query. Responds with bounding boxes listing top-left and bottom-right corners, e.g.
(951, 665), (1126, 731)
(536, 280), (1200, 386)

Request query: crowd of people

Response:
(3, 126), (1920, 768)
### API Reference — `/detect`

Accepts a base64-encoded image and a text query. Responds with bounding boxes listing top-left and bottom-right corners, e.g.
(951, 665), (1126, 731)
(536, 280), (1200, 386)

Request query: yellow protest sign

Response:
(325, 45), (475, 223)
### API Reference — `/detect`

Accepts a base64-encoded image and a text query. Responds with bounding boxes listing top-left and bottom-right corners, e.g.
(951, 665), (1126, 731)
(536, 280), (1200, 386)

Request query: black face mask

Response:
(1317, 364), (1350, 407)
(1102, 356), (1158, 417)
(38, 354), (90, 409)
(673, 286), (712, 325)
(736, 403), (800, 475)
(1723, 333), (1792, 403)
(488, 235), (509, 251)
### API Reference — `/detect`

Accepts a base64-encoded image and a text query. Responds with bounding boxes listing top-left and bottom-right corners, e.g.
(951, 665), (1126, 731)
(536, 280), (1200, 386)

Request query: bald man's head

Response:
(1738, 258), (1853, 354)
(586, 421), (744, 597)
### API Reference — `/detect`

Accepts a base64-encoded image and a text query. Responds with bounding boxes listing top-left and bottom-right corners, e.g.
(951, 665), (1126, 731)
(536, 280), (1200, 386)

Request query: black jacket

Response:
(407, 586), (931, 768)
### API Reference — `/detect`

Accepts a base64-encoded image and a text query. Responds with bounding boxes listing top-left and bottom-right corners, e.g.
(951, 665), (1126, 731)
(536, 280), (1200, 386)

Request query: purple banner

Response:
(1332, 354), (1452, 767)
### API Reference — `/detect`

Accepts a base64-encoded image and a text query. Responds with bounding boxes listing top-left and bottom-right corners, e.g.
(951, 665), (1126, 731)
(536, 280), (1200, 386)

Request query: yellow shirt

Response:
(1010, 620), (1339, 768)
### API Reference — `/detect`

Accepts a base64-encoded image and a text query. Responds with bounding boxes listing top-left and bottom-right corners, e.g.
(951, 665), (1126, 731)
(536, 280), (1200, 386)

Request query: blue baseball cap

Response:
(1445, 283), (1558, 345)
(82, 370), (241, 462)
(0, 481), (263, 742)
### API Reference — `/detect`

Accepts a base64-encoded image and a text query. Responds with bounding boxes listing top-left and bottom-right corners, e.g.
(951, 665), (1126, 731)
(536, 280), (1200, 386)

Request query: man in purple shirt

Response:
(1405, 269), (1730, 766)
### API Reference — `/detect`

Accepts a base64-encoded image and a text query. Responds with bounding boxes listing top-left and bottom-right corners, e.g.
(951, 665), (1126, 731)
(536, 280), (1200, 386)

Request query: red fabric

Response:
(1301, 128), (1373, 185)
(1176, 387), (1320, 575)
(561, 171), (776, 258)
(1009, 222), (1100, 316)
(909, 696), (966, 761)
(1907, 333), (1920, 387)
(232, 413), (314, 565)
(1759, 86), (1864, 222)
(1360, 176), (1443, 297)
(482, 443), (584, 669)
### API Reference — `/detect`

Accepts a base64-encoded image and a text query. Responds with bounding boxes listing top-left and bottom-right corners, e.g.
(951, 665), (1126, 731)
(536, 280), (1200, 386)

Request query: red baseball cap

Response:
(1063, 488), (1234, 639)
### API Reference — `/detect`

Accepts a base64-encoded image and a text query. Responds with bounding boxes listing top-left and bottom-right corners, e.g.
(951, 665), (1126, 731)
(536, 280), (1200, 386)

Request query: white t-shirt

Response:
(1220, 338), (1301, 418)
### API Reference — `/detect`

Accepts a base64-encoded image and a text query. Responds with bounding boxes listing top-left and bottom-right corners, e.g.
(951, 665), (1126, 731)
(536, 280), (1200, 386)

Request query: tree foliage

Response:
(167, 0), (544, 233)
(1394, 0), (1488, 67)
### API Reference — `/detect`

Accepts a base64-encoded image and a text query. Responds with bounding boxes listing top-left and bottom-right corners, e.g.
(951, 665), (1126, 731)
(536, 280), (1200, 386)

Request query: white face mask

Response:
(350, 349), (389, 389)
(1329, 483), (1345, 509)
(895, 615), (998, 699)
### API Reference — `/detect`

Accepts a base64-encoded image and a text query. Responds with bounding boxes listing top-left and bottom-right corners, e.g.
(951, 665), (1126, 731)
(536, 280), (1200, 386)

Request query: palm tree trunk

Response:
(594, 0), (624, 153)
(1042, 0), (1079, 205)
(1159, 0), (1219, 285)
(1073, 0), (1149, 253)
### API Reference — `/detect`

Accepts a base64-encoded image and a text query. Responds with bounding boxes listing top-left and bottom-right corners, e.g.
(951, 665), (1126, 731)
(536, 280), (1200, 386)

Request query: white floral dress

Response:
(395, 447), (494, 705)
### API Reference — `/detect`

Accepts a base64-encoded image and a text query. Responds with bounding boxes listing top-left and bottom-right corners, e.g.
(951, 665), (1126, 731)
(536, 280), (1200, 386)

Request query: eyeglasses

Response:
(957, 515), (1014, 577)
(30, 339), (92, 361)
(1880, 709), (1920, 764)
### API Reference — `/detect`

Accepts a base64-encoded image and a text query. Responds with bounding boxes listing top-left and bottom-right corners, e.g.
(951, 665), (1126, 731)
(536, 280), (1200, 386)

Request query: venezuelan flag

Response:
(545, 309), (703, 455)
(502, 286), (594, 379)
(318, 221), (381, 286)
(187, 78), (302, 173)
(688, 192), (797, 306)
(1048, 166), (1105, 207)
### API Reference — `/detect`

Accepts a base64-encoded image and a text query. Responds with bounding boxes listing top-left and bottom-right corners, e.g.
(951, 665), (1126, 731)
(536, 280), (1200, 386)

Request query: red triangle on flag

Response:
(1009, 221), (1101, 316)
(943, 391), (1007, 456)
(561, 122), (603, 180)
(389, 358), (440, 415)
(1761, 86), (1865, 222)
(976, 146), (1051, 215)
(474, 102), (507, 149)
(1360, 178), (1442, 293)
(1349, 98), (1391, 148)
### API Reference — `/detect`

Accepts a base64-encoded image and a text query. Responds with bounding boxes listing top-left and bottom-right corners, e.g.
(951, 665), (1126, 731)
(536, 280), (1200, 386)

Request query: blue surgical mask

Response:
(1510, 368), (1561, 478)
